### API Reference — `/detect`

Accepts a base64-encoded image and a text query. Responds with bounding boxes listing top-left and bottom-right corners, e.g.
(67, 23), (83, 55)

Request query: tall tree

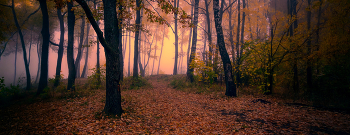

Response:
(173, 0), (179, 75)
(75, 15), (86, 78)
(66, 0), (76, 90)
(187, 0), (194, 66)
(133, 0), (141, 78)
(76, 0), (123, 115)
(6, 0), (32, 90)
(213, 0), (237, 97)
(81, 22), (91, 78)
(54, 5), (65, 87)
(186, 0), (199, 82)
(37, 0), (50, 94)
(235, 0), (241, 86)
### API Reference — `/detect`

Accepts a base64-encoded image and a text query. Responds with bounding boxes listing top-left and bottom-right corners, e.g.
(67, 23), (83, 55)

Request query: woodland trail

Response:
(1, 75), (350, 134)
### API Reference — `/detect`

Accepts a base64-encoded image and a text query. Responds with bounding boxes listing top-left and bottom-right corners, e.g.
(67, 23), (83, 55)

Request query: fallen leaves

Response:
(0, 75), (350, 134)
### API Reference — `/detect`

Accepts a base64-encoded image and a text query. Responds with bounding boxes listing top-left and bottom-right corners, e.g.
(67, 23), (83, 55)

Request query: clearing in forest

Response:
(0, 75), (349, 134)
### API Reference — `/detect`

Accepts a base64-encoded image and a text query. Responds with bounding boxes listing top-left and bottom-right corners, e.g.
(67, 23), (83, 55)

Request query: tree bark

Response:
(186, 0), (199, 82)
(213, 0), (237, 97)
(103, 0), (123, 116)
(187, 0), (194, 66)
(67, 1), (76, 91)
(76, 0), (123, 116)
(75, 16), (85, 78)
(235, 0), (241, 86)
(37, 0), (50, 94)
(11, 0), (31, 90)
(133, 0), (141, 78)
(173, 0), (179, 75)
(228, 0), (235, 63)
(54, 7), (65, 87)
(205, 0), (213, 65)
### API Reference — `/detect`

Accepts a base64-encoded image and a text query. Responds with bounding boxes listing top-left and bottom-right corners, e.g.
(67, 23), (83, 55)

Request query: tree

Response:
(54, 3), (66, 87)
(213, 0), (237, 97)
(37, 0), (50, 94)
(173, 0), (179, 75)
(187, 0), (199, 82)
(67, 0), (76, 91)
(133, 0), (141, 78)
(75, 15), (86, 78)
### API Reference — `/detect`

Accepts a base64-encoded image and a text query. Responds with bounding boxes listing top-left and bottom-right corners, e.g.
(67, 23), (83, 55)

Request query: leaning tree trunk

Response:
(54, 7), (65, 87)
(11, 0), (31, 90)
(213, 0), (237, 97)
(37, 0), (50, 94)
(67, 1), (76, 91)
(186, 0), (199, 82)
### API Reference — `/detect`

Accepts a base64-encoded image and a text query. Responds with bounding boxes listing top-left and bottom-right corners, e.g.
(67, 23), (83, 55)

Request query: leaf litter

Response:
(1, 75), (349, 134)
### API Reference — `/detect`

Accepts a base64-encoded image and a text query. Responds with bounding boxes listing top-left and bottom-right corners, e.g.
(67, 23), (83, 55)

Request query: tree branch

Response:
(0, 3), (11, 8)
(49, 40), (59, 46)
(222, 0), (237, 14)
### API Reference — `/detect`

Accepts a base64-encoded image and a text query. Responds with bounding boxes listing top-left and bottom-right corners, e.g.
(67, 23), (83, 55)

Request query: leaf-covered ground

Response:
(1, 75), (350, 134)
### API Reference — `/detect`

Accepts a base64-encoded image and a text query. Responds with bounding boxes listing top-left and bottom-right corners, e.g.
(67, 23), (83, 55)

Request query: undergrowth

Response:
(122, 76), (152, 90)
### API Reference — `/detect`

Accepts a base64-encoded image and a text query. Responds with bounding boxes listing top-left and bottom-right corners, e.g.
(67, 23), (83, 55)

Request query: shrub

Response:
(122, 76), (151, 90)
(88, 65), (106, 89)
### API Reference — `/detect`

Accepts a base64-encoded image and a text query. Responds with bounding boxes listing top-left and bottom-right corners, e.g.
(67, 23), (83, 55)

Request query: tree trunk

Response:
(37, 0), (50, 94)
(173, 0), (179, 75)
(54, 7), (65, 87)
(228, 0), (235, 63)
(186, 0), (199, 82)
(94, 1), (101, 85)
(11, 0), (31, 90)
(75, 16), (85, 78)
(151, 31), (158, 75)
(205, 0), (213, 65)
(67, 1), (76, 91)
(133, 0), (141, 78)
(35, 36), (41, 84)
(128, 30), (131, 77)
(213, 0), (237, 97)
(14, 34), (18, 85)
(187, 0), (194, 66)
(103, 0), (123, 116)
(157, 25), (165, 75)
(237, 0), (246, 86)
(118, 4), (124, 81)
(81, 22), (91, 78)
(76, 0), (123, 116)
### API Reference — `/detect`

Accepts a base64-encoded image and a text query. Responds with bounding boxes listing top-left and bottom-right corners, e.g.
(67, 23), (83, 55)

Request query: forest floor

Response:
(1, 75), (350, 134)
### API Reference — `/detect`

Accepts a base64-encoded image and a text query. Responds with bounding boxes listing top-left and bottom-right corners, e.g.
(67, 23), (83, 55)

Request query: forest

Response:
(0, 0), (350, 134)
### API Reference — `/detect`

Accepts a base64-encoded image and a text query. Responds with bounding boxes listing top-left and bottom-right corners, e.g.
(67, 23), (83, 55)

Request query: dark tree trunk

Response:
(75, 16), (85, 78)
(157, 25), (165, 75)
(103, 0), (123, 116)
(213, 0), (237, 97)
(118, 4), (124, 81)
(11, 0), (31, 90)
(54, 7), (65, 87)
(37, 0), (50, 94)
(187, 0), (199, 82)
(133, 0), (141, 78)
(173, 0), (179, 75)
(76, 0), (123, 116)
(67, 1), (76, 91)
(81, 22), (91, 78)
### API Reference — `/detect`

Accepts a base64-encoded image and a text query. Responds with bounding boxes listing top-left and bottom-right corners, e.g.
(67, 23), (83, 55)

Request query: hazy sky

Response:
(0, 24), (196, 86)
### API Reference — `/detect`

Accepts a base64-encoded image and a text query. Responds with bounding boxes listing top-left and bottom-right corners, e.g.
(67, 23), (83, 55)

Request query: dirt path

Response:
(1, 75), (350, 134)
